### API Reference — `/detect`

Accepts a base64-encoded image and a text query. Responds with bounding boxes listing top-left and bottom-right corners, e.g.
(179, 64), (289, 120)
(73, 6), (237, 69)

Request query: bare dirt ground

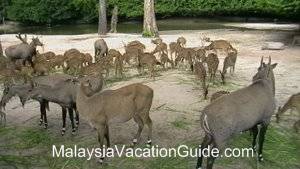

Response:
(0, 29), (300, 169)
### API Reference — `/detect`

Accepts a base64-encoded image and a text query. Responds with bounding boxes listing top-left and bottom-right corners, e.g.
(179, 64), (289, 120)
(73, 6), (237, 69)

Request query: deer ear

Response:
(260, 56), (264, 66)
(271, 63), (277, 69)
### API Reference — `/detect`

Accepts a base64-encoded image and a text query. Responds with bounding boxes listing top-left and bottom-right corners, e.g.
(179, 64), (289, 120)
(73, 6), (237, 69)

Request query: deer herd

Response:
(0, 33), (299, 169)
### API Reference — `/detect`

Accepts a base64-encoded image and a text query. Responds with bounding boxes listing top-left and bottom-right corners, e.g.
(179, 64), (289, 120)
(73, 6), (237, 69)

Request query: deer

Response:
(0, 74), (75, 129)
(175, 46), (195, 71)
(220, 48), (238, 84)
(169, 42), (181, 61)
(26, 74), (104, 135)
(204, 40), (233, 54)
(160, 52), (174, 70)
(196, 56), (277, 169)
(122, 41), (145, 66)
(151, 38), (168, 56)
(49, 54), (66, 69)
(194, 61), (209, 99)
(76, 81), (153, 163)
(276, 93), (300, 132)
(206, 53), (219, 82)
(137, 52), (161, 78)
(5, 34), (44, 68)
(177, 36), (187, 47)
(94, 39), (108, 61)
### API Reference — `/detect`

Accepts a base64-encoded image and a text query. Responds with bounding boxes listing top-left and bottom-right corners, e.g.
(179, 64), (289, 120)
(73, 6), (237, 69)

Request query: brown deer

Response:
(204, 40), (233, 54)
(137, 52), (161, 78)
(169, 42), (181, 61)
(177, 37), (187, 47)
(206, 53), (219, 81)
(76, 82), (153, 163)
(276, 93), (300, 132)
(194, 61), (208, 99)
(160, 52), (174, 70)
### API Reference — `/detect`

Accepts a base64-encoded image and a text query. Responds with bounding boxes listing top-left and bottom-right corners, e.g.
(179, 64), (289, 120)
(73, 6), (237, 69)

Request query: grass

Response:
(170, 118), (190, 130)
(0, 70), (299, 169)
(0, 124), (299, 169)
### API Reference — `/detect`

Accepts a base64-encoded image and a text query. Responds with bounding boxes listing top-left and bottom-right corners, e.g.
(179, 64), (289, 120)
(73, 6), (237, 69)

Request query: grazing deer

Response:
(160, 52), (174, 70)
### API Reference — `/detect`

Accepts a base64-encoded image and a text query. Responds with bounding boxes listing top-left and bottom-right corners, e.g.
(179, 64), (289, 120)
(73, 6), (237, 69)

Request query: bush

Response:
(3, 0), (300, 24)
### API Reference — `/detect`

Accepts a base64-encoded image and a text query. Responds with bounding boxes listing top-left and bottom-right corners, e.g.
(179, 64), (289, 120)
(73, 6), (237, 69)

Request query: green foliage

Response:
(2, 0), (300, 24)
(142, 30), (155, 37)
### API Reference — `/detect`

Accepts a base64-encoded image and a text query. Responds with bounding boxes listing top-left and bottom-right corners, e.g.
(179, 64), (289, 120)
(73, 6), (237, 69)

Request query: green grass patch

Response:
(0, 122), (299, 168)
(170, 118), (190, 130)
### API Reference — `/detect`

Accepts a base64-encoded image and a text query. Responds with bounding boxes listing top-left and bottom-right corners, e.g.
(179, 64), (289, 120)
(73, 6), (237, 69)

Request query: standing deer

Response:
(206, 53), (219, 82)
(196, 56), (277, 169)
(5, 35), (43, 67)
(194, 61), (208, 99)
(76, 82), (153, 163)
(94, 39), (108, 61)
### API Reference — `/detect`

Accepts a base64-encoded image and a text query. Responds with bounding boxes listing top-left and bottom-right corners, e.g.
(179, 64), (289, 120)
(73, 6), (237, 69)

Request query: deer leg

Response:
(68, 108), (76, 135)
(292, 38), (296, 46)
(145, 116), (153, 147)
(39, 102), (44, 126)
(40, 102), (48, 129)
(258, 123), (268, 162)
(206, 143), (217, 169)
(132, 116), (144, 146)
(97, 125), (106, 164)
(251, 125), (259, 152)
(74, 107), (79, 128)
(196, 134), (213, 169)
(293, 120), (300, 132)
(61, 107), (67, 136)
(104, 124), (110, 147)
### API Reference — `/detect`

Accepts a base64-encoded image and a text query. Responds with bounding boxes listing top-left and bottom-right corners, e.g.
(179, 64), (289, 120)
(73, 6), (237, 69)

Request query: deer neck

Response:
(29, 41), (37, 48)
(79, 84), (94, 99)
(280, 97), (293, 114)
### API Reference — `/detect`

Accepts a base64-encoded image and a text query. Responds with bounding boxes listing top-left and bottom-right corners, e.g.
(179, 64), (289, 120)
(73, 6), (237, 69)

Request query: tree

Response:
(143, 0), (159, 37)
(98, 0), (107, 35)
(109, 5), (118, 33)
(0, 39), (3, 57)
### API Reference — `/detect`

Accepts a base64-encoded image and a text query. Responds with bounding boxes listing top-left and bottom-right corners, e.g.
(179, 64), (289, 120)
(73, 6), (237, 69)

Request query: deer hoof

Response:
(72, 129), (76, 135)
(258, 154), (264, 162)
(131, 139), (138, 147)
(61, 128), (66, 136)
(146, 140), (152, 147)
(39, 119), (43, 126)
(97, 158), (104, 164)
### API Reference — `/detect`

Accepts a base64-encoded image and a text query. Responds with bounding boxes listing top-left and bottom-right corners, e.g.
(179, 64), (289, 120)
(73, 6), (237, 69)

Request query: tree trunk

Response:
(109, 6), (118, 33)
(98, 0), (107, 35)
(0, 39), (3, 57)
(143, 0), (159, 37)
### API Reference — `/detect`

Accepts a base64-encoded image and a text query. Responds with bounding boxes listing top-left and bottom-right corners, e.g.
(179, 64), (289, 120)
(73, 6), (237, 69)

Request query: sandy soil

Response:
(0, 29), (300, 148)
